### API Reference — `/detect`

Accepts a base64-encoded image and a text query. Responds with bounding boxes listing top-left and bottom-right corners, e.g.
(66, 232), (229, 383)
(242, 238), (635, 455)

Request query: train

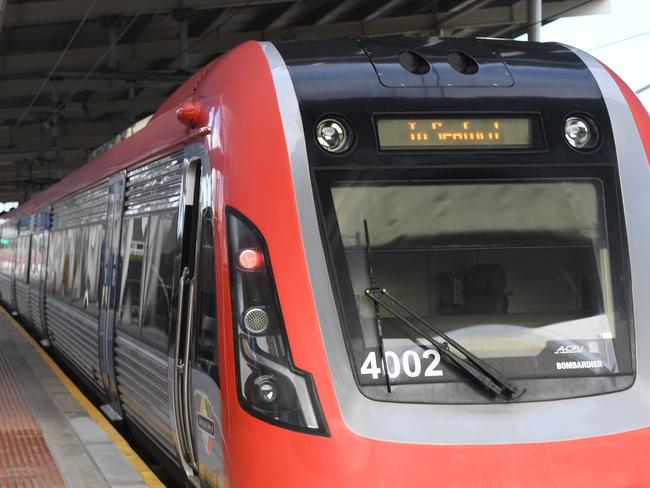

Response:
(1, 36), (649, 487)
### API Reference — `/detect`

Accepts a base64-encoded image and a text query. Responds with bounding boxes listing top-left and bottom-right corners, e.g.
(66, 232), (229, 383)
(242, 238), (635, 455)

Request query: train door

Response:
(99, 172), (126, 420)
(173, 153), (221, 486)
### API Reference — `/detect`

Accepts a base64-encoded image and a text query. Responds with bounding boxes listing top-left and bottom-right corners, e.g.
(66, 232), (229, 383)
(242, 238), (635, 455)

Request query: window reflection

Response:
(141, 212), (177, 349)
(46, 224), (104, 316)
(118, 211), (178, 350)
(119, 217), (148, 333)
(194, 209), (218, 379)
(29, 234), (44, 284)
(15, 235), (31, 282)
(47, 231), (63, 295)
(326, 179), (626, 386)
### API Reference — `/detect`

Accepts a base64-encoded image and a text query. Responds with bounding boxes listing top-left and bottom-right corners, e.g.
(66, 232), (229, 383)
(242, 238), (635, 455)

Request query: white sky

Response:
(518, 0), (650, 109)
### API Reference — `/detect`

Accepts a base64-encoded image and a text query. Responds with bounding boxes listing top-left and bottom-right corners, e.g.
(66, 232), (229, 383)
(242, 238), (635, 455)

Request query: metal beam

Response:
(1, 1), (607, 77)
(437, 0), (608, 30)
(49, 70), (190, 82)
(2, 118), (155, 143)
(200, 7), (237, 34)
(174, 9), (193, 71)
(0, 15), (429, 75)
(365, 0), (413, 21)
(102, 16), (122, 70)
(316, 0), (368, 24)
(0, 0), (7, 40)
(2, 133), (111, 152)
(2, 0), (302, 28)
(0, 77), (181, 102)
(0, 147), (86, 162)
(0, 97), (163, 123)
(267, 1), (324, 30)
(438, 0), (493, 26)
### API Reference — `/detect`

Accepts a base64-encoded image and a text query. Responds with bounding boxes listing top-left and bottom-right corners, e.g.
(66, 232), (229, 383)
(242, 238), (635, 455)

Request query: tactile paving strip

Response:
(0, 351), (65, 487)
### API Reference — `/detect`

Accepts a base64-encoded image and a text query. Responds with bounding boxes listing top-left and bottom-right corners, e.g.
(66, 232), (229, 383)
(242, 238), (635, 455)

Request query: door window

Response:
(118, 211), (178, 350)
(194, 209), (218, 379)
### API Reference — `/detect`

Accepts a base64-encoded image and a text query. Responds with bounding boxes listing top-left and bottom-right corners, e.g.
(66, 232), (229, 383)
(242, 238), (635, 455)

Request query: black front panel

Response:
(274, 37), (633, 404)
(275, 37), (615, 168)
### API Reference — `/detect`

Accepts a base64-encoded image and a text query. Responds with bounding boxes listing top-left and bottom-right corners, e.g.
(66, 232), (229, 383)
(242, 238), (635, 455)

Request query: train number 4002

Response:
(360, 349), (443, 380)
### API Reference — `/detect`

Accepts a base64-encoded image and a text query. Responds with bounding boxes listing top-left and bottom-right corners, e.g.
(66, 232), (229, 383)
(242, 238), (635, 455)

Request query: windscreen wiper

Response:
(363, 219), (392, 393)
(364, 287), (524, 400)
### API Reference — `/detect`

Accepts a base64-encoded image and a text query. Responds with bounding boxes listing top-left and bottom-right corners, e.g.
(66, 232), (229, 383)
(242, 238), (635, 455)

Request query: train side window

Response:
(84, 224), (104, 316)
(29, 234), (43, 284)
(2, 231), (17, 277)
(0, 228), (5, 275)
(46, 231), (63, 295)
(194, 209), (218, 380)
(67, 224), (104, 316)
(62, 228), (77, 299)
(71, 226), (87, 305)
(118, 216), (148, 334)
(141, 211), (178, 350)
(15, 235), (31, 283)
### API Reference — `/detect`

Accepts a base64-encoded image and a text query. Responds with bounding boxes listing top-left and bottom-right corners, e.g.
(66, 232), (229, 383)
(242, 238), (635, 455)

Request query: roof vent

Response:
(398, 50), (430, 75)
(447, 50), (479, 75)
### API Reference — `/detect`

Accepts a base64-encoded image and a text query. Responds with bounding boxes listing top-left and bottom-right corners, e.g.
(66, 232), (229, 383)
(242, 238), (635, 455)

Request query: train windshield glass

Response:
(319, 177), (633, 401)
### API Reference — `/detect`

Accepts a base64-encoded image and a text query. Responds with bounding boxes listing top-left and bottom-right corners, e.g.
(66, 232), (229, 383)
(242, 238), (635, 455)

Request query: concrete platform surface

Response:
(0, 308), (164, 487)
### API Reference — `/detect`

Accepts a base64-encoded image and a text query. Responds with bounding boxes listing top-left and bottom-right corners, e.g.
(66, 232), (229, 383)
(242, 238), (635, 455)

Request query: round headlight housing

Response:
(255, 375), (279, 404)
(315, 117), (353, 153)
(564, 116), (599, 150)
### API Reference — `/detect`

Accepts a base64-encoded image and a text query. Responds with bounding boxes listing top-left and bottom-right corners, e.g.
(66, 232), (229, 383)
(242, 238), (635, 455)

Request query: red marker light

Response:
(238, 249), (264, 270)
(176, 101), (206, 128)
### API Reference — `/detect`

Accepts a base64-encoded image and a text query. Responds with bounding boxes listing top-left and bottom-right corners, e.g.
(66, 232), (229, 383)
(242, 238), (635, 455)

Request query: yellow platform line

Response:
(0, 307), (165, 488)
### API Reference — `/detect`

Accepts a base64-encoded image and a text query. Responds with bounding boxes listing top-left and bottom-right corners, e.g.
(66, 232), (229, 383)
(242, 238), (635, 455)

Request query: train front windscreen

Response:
(317, 175), (633, 403)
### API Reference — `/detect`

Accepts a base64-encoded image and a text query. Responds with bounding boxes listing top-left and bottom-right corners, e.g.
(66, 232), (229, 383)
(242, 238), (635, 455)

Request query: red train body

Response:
(1, 38), (649, 487)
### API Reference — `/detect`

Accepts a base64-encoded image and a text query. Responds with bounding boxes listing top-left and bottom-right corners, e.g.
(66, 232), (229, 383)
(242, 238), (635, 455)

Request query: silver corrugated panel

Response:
(124, 154), (183, 216)
(15, 281), (31, 322)
(51, 181), (109, 230)
(29, 287), (43, 334)
(45, 298), (104, 392)
(114, 333), (175, 458)
(0, 275), (12, 304)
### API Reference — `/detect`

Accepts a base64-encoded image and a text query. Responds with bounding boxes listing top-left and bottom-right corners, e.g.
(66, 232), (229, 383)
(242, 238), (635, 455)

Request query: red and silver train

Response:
(1, 37), (649, 486)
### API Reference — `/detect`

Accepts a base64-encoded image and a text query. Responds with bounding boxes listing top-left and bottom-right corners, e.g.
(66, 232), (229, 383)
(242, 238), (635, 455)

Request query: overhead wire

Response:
(58, 0), (256, 155)
(44, 0), (154, 127)
(635, 84), (649, 95)
(473, 1), (650, 98)
(169, 0), (328, 68)
(342, 0), (597, 41)
(10, 0), (99, 133)
(584, 29), (650, 97)
(43, 0), (256, 156)
(17, 0), (649, 144)
(531, 0), (596, 31)
(587, 30), (650, 51)
(482, 0), (596, 39)
(168, 0), (255, 68)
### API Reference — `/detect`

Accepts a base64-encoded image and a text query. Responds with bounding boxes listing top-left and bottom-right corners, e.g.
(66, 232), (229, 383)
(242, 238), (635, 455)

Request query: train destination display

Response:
(377, 116), (532, 149)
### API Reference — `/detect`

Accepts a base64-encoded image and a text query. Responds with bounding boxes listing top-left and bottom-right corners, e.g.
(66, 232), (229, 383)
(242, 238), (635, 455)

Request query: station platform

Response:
(0, 307), (163, 487)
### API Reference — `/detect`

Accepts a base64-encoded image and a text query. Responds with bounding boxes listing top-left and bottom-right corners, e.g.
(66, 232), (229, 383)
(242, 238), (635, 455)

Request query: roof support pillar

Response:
(527, 0), (542, 42)
(174, 9), (193, 72)
(128, 82), (136, 127)
(102, 16), (123, 70)
(50, 83), (62, 179)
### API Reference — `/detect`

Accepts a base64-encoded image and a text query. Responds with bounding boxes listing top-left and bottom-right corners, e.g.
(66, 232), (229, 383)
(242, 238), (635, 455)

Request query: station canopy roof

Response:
(0, 0), (608, 204)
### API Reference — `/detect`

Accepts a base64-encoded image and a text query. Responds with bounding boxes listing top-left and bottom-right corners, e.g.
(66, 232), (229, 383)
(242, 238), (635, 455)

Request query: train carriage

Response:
(0, 37), (649, 487)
